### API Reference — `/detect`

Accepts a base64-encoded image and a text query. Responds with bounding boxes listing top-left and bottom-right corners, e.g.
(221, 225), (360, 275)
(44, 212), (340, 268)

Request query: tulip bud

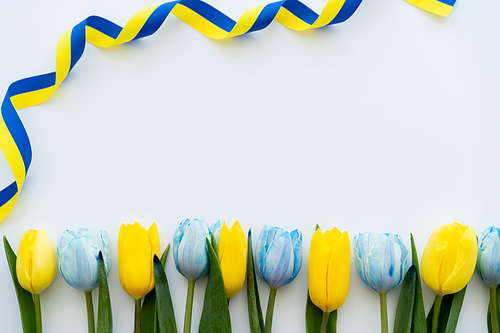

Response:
(354, 232), (408, 294)
(308, 228), (350, 312)
(56, 228), (110, 292)
(477, 227), (500, 288)
(118, 222), (160, 299)
(421, 222), (477, 295)
(16, 229), (57, 294)
(218, 221), (247, 298)
(255, 225), (302, 289)
(173, 218), (215, 281)
(422, 223), (477, 333)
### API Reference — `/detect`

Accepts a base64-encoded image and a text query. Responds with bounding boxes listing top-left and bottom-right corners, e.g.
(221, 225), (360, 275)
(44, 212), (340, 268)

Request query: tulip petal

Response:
(147, 223), (160, 293)
(421, 225), (447, 294)
(218, 222), (229, 263)
(99, 230), (111, 275)
(255, 225), (275, 280)
(440, 227), (477, 295)
(17, 230), (37, 293)
(326, 230), (350, 311)
(308, 229), (330, 312)
(30, 230), (56, 294)
(59, 229), (78, 251)
(366, 235), (393, 293)
(437, 223), (463, 287)
(118, 223), (129, 294)
(262, 230), (293, 288)
(289, 229), (303, 284)
(209, 220), (223, 245)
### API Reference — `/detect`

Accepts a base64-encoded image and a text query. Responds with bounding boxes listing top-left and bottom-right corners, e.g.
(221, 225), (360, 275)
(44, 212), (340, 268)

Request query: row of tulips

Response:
(4, 221), (500, 333)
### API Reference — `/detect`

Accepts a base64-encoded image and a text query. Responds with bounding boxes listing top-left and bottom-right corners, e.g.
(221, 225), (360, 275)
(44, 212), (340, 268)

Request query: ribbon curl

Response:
(0, 0), (455, 223)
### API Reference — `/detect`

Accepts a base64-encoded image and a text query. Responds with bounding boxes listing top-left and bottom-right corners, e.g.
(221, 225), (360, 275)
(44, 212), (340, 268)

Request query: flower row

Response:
(5, 220), (500, 333)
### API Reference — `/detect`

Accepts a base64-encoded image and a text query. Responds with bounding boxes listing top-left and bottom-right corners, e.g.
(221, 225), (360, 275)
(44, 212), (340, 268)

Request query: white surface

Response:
(0, 0), (499, 332)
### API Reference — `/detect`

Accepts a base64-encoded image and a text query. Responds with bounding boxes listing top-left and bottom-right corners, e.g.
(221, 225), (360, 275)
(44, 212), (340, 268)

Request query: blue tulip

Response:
(255, 225), (303, 289)
(173, 218), (221, 281)
(477, 227), (500, 288)
(56, 228), (110, 292)
(354, 232), (408, 294)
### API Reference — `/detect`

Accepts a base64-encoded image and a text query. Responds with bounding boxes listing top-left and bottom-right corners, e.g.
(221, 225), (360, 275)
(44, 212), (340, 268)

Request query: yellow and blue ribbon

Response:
(404, 0), (456, 17)
(0, 0), (456, 222)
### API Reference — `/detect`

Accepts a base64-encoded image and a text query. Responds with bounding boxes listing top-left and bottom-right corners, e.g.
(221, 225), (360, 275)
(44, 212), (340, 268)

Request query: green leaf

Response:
(247, 229), (264, 333)
(305, 290), (337, 333)
(394, 265), (416, 333)
(199, 238), (231, 333)
(3, 236), (36, 333)
(153, 253), (177, 333)
(97, 251), (112, 333)
(142, 245), (171, 333)
(410, 234), (427, 333)
(444, 286), (467, 333)
(426, 286), (467, 333)
(142, 289), (157, 333)
(161, 245), (169, 267)
(211, 232), (218, 258)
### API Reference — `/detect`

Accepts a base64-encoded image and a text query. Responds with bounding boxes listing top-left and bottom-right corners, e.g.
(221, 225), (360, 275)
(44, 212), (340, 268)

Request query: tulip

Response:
(57, 228), (110, 333)
(477, 227), (500, 333)
(118, 222), (160, 333)
(420, 222), (477, 333)
(354, 232), (408, 333)
(256, 225), (302, 289)
(308, 228), (350, 311)
(57, 228), (110, 292)
(16, 229), (57, 333)
(255, 225), (302, 333)
(218, 221), (247, 299)
(354, 232), (408, 294)
(477, 227), (500, 288)
(173, 218), (220, 333)
(421, 222), (477, 295)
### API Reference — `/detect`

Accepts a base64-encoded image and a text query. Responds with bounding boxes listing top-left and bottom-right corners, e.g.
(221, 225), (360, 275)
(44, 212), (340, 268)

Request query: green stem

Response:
(379, 292), (388, 333)
(264, 287), (278, 333)
(135, 298), (142, 333)
(491, 287), (499, 333)
(85, 291), (95, 333)
(432, 294), (444, 333)
(183, 279), (196, 333)
(34, 293), (42, 333)
(320, 311), (330, 333)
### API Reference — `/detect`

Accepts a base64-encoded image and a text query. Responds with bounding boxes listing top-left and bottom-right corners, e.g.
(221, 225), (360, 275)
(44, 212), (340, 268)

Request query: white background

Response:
(1, 0), (499, 332)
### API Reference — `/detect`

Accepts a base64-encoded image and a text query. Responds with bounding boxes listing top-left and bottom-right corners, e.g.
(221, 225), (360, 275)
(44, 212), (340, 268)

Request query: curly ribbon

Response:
(0, 0), (455, 222)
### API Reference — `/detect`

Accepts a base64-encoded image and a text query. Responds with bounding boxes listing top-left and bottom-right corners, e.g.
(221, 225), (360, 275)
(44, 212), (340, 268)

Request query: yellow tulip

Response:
(16, 229), (57, 294)
(421, 222), (477, 295)
(118, 222), (160, 299)
(218, 221), (247, 299)
(308, 228), (350, 312)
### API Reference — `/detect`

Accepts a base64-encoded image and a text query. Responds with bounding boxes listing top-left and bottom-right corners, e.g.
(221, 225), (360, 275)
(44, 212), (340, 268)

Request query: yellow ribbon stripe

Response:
(404, 0), (455, 16)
